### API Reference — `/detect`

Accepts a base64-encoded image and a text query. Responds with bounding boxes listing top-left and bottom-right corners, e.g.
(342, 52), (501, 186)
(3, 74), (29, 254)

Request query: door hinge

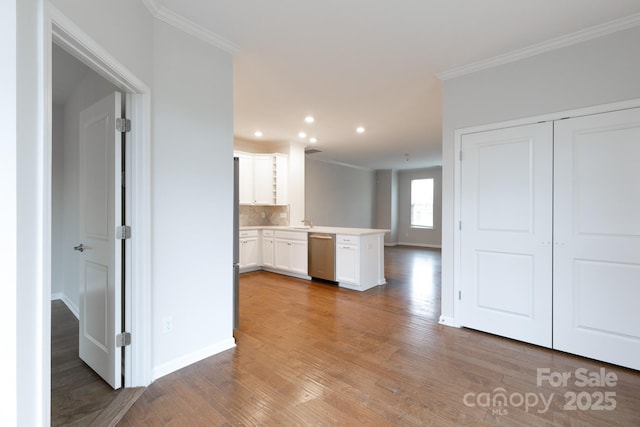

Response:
(116, 332), (131, 347)
(459, 221), (462, 231)
(116, 225), (132, 239)
(459, 151), (463, 161)
(116, 117), (131, 132)
(458, 290), (462, 301)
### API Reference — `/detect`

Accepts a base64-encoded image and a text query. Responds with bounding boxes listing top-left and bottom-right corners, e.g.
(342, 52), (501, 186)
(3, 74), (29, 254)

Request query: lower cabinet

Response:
(335, 234), (384, 291)
(336, 238), (359, 285)
(239, 229), (259, 271)
(262, 230), (274, 268)
(274, 231), (308, 276)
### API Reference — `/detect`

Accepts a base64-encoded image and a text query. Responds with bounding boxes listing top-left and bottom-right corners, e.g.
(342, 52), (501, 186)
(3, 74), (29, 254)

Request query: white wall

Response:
(4, 0), (237, 423)
(375, 169), (398, 244)
(397, 167), (442, 248)
(2, 0), (18, 424)
(441, 26), (640, 321)
(151, 19), (234, 376)
(305, 158), (376, 228)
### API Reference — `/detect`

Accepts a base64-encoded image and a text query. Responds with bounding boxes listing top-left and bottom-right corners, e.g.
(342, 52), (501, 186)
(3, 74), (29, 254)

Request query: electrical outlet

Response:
(280, 212), (287, 218)
(162, 315), (174, 334)
(261, 211), (266, 219)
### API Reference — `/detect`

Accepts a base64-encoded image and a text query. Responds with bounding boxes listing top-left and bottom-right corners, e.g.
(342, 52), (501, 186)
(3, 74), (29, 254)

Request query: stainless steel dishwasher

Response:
(307, 233), (336, 282)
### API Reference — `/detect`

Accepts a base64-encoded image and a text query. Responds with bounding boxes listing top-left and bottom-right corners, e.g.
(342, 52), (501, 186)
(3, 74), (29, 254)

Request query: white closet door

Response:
(460, 122), (553, 347)
(554, 108), (640, 370)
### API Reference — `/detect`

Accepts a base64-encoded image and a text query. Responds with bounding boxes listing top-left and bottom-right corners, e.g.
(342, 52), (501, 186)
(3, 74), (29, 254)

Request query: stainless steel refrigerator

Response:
(233, 157), (239, 329)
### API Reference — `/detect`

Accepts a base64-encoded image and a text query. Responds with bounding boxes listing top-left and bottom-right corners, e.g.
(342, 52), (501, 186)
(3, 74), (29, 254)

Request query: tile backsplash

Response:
(239, 205), (290, 226)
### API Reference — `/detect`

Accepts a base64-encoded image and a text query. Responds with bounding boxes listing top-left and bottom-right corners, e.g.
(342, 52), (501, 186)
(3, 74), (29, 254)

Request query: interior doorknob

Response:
(74, 243), (86, 252)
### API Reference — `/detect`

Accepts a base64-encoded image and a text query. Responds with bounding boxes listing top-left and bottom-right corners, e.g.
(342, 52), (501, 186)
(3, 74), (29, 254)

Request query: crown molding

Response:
(437, 12), (640, 80)
(140, 0), (240, 54)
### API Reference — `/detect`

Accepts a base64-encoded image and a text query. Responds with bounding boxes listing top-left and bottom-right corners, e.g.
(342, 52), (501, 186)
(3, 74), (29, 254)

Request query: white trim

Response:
(438, 316), (460, 327)
(46, 3), (153, 389)
(397, 242), (441, 249)
(451, 97), (640, 328)
(51, 293), (80, 319)
(437, 13), (640, 80)
(141, 0), (239, 54)
(152, 339), (236, 381)
(306, 155), (375, 172)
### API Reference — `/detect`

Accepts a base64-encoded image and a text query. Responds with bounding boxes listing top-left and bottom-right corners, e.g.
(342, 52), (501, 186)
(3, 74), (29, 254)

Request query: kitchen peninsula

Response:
(238, 225), (388, 291)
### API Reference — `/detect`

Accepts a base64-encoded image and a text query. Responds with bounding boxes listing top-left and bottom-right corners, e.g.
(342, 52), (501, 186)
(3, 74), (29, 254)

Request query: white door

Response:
(460, 122), (553, 347)
(554, 108), (640, 370)
(77, 92), (122, 389)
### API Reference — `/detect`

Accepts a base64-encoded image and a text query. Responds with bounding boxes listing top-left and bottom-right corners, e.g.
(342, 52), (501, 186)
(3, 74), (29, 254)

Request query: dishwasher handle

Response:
(309, 234), (334, 240)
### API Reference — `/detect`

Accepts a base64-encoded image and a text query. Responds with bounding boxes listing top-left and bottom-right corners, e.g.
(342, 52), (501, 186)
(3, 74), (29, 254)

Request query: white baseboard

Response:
(397, 242), (442, 249)
(51, 293), (79, 319)
(439, 316), (460, 328)
(152, 338), (236, 381)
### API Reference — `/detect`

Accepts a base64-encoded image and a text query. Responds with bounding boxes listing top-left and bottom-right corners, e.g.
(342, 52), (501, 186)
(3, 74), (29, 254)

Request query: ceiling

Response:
(148, 1), (640, 169)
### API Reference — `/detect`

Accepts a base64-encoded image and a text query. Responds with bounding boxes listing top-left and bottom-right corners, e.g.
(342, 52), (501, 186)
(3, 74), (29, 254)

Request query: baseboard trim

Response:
(152, 338), (236, 381)
(396, 242), (442, 249)
(439, 316), (461, 328)
(51, 293), (79, 319)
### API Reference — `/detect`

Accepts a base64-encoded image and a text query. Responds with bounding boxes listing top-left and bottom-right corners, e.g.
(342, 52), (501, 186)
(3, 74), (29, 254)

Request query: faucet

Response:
(301, 218), (313, 228)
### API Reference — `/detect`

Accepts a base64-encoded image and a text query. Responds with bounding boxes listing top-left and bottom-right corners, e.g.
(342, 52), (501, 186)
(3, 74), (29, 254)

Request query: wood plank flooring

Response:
(119, 246), (640, 426)
(51, 300), (144, 426)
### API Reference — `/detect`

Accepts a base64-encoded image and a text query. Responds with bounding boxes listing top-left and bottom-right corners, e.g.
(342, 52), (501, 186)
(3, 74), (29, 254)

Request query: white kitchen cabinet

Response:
(262, 230), (274, 268)
(336, 238), (359, 285)
(239, 229), (260, 271)
(335, 234), (384, 291)
(252, 154), (273, 205)
(234, 151), (288, 205)
(274, 154), (288, 205)
(273, 230), (308, 276)
(236, 153), (254, 205)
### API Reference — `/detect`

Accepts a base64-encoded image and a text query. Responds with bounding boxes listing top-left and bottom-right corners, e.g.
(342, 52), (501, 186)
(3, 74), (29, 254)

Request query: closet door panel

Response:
(460, 122), (553, 347)
(554, 107), (640, 371)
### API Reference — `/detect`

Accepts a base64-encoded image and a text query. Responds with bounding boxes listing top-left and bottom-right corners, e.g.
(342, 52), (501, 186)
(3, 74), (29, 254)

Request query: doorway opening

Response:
(47, 9), (153, 424)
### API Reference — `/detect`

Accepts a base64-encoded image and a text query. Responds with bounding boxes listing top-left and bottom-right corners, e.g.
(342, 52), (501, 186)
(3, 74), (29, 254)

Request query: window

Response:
(411, 178), (434, 228)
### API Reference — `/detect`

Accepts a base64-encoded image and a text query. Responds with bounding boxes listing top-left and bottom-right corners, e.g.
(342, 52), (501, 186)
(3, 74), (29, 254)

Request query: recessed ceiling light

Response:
(305, 116), (315, 124)
(298, 132), (307, 139)
(309, 137), (317, 143)
(254, 130), (263, 137)
(356, 126), (365, 134)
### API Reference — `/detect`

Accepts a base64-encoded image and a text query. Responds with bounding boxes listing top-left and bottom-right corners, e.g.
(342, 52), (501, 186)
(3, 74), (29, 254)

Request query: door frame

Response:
(449, 97), (640, 328)
(45, 2), (152, 401)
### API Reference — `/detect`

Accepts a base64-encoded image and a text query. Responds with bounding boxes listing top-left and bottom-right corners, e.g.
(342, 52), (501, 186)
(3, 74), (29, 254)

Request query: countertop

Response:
(239, 225), (389, 236)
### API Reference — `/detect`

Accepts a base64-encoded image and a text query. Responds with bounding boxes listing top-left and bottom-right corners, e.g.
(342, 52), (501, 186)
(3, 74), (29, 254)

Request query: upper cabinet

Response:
(235, 151), (288, 205)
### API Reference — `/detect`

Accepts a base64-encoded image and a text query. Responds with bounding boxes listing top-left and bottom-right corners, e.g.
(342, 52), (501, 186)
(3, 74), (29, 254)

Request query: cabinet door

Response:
(336, 244), (359, 284)
(236, 153), (254, 205)
(289, 240), (308, 275)
(274, 239), (291, 271)
(460, 122), (553, 348)
(553, 107), (640, 371)
(262, 237), (274, 267)
(253, 155), (273, 204)
(240, 238), (259, 268)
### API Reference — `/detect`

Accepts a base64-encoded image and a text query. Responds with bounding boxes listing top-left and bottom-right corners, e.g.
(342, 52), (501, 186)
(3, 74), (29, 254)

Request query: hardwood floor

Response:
(51, 300), (144, 426)
(119, 246), (640, 426)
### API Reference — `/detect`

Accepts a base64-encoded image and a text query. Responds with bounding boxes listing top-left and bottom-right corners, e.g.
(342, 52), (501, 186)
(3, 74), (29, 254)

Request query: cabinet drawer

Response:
(275, 230), (307, 241)
(239, 229), (259, 238)
(262, 229), (274, 237)
(337, 235), (359, 245)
